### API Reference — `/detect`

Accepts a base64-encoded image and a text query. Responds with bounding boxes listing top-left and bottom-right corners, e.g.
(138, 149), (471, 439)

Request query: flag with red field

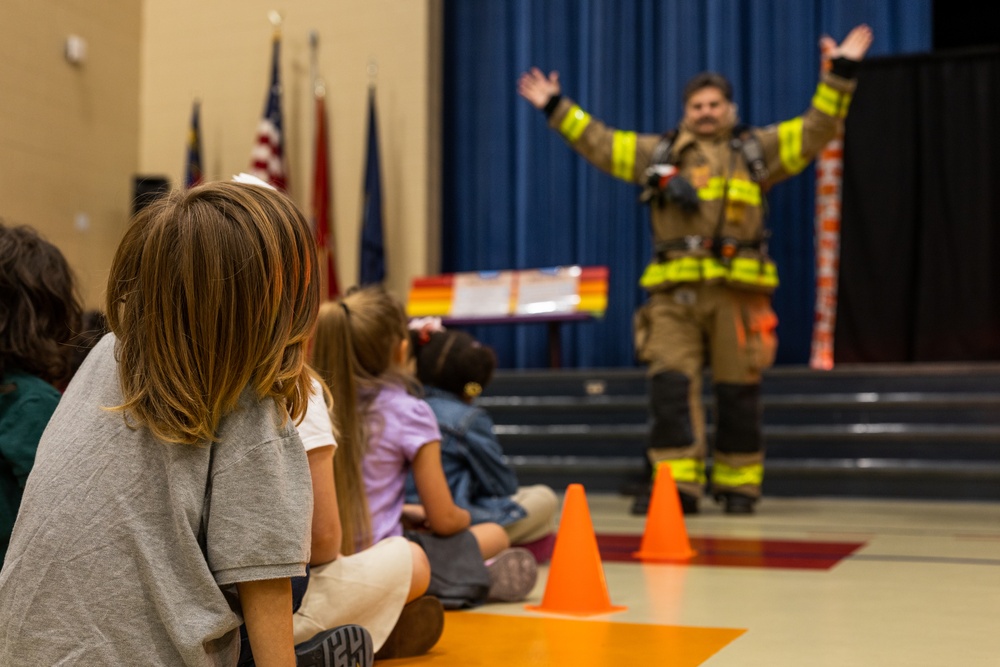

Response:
(313, 84), (340, 299)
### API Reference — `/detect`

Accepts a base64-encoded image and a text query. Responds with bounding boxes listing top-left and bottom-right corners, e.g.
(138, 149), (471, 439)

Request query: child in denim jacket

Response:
(407, 328), (558, 562)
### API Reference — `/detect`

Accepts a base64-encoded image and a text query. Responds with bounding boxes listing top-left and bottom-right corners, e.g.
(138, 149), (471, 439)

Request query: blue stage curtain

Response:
(442, 0), (930, 369)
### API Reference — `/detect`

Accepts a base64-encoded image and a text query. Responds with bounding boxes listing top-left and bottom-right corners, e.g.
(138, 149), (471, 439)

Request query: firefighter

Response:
(517, 25), (873, 514)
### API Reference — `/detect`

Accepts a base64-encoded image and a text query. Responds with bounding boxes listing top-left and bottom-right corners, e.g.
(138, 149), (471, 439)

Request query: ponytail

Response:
(312, 300), (371, 554)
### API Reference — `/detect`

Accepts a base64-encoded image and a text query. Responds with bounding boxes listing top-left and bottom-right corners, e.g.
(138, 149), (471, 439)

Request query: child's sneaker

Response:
(485, 547), (538, 602)
(295, 623), (373, 667)
(374, 595), (445, 660)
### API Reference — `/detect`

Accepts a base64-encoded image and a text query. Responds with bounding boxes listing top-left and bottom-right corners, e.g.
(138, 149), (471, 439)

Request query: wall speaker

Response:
(132, 175), (170, 216)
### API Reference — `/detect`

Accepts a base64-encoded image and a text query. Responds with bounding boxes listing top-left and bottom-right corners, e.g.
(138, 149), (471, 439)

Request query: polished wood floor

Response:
(387, 492), (1000, 667)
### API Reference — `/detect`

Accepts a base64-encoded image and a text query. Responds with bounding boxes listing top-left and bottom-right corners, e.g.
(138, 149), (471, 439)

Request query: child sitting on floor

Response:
(0, 221), (82, 565)
(0, 182), (370, 667)
(311, 285), (538, 609)
(287, 372), (444, 661)
(407, 326), (558, 562)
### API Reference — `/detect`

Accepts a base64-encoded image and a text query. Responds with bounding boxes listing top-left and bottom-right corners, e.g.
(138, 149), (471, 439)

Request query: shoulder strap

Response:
(650, 128), (680, 167)
(731, 124), (768, 183)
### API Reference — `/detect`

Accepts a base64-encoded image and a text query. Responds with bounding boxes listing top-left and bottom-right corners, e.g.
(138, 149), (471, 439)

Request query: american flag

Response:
(249, 34), (287, 192)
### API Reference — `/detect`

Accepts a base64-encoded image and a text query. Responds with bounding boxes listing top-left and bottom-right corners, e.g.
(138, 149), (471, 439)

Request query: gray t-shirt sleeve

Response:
(205, 432), (313, 586)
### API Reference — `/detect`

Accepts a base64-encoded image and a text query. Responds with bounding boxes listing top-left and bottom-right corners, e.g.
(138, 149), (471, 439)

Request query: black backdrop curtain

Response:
(836, 48), (1000, 363)
(442, 0), (930, 369)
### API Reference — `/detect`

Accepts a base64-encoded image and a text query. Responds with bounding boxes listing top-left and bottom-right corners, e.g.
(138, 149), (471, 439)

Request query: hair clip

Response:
(463, 382), (482, 398)
(231, 173), (277, 191)
(408, 316), (445, 333)
(419, 328), (431, 345)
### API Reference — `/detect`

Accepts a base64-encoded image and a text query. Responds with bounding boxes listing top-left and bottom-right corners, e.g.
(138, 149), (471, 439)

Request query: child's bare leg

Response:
(407, 541), (431, 602)
(469, 522), (509, 559)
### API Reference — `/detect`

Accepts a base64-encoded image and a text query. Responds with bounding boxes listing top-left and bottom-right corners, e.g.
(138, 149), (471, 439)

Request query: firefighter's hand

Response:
(518, 67), (561, 110)
(820, 24), (873, 63)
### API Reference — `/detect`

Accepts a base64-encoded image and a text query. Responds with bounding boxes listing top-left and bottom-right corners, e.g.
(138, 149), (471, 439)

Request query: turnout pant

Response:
(633, 282), (778, 498)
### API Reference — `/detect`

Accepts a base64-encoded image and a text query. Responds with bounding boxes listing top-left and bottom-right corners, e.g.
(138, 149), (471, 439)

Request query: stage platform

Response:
(481, 363), (1000, 501)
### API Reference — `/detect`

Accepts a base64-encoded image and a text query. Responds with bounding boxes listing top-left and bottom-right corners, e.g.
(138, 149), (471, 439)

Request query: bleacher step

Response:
(482, 364), (1000, 501)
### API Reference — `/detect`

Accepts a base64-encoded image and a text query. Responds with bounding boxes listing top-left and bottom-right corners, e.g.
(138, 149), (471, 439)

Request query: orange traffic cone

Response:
(526, 483), (626, 616)
(632, 463), (697, 562)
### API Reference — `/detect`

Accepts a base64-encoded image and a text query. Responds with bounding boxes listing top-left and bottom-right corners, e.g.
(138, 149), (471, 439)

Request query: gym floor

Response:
(386, 492), (1000, 666)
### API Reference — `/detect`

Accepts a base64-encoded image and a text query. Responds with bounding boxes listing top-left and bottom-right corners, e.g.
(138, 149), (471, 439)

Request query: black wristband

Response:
(830, 57), (859, 79)
(543, 94), (562, 118)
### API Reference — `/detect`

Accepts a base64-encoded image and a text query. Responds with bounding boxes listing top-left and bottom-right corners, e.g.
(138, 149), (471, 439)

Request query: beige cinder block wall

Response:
(139, 0), (442, 301)
(0, 1), (142, 309)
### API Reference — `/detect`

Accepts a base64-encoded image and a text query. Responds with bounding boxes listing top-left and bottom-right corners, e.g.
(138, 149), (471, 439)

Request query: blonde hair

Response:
(311, 285), (415, 553)
(106, 181), (319, 445)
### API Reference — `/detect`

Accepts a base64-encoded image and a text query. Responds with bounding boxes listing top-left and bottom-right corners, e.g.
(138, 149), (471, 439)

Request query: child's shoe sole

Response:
(295, 623), (373, 667)
(374, 595), (445, 660)
(486, 547), (538, 602)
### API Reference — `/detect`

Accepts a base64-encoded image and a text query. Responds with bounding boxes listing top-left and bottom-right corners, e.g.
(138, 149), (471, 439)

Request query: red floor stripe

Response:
(596, 534), (865, 569)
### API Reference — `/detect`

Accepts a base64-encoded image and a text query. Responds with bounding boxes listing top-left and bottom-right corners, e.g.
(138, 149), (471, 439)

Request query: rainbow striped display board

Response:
(407, 266), (608, 320)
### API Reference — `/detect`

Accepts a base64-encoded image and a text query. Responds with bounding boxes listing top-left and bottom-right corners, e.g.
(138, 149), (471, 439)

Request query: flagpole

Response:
(310, 31), (325, 135)
(310, 30), (339, 299)
(368, 57), (378, 91)
(310, 30), (327, 299)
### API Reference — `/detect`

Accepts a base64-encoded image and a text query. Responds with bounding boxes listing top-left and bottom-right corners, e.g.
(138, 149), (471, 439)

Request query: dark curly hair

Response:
(412, 329), (497, 400)
(0, 221), (83, 387)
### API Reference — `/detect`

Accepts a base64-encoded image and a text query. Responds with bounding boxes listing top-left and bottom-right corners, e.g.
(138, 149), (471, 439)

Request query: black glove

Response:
(830, 56), (859, 79)
(664, 175), (700, 213)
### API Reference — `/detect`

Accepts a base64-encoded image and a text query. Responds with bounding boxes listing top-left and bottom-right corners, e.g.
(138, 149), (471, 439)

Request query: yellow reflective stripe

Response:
(698, 177), (726, 201)
(698, 178), (760, 205)
(611, 131), (637, 180)
(812, 82), (851, 119)
(559, 105), (592, 142)
(702, 259), (728, 280)
(712, 462), (763, 488)
(778, 118), (808, 175)
(730, 257), (779, 288)
(655, 459), (706, 485)
(639, 257), (700, 287)
(727, 179), (761, 206)
(639, 257), (779, 289)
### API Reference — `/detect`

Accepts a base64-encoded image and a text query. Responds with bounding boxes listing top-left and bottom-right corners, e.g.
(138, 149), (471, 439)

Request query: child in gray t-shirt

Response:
(0, 182), (371, 667)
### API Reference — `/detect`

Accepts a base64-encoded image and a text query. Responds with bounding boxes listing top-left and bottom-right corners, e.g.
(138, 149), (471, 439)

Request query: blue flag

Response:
(185, 99), (203, 189)
(359, 87), (385, 285)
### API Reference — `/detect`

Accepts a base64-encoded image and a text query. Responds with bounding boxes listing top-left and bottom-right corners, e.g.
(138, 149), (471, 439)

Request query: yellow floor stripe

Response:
(385, 611), (745, 666)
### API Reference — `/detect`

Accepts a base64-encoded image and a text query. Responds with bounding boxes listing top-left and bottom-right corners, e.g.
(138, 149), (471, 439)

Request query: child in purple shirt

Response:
(311, 285), (538, 607)
(364, 383), (444, 543)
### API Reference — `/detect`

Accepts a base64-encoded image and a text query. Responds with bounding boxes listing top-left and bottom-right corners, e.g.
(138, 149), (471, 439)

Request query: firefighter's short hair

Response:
(683, 72), (733, 102)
